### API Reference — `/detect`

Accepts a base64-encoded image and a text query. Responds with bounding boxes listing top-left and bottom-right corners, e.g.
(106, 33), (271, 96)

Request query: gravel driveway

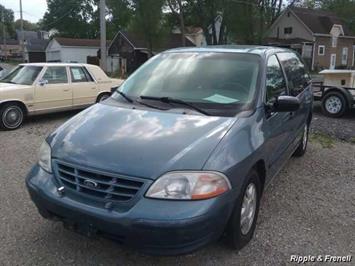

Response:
(311, 102), (355, 142)
(0, 109), (354, 265)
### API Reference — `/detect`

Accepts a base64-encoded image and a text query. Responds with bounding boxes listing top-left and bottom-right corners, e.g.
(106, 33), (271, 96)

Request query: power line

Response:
(43, 6), (76, 28)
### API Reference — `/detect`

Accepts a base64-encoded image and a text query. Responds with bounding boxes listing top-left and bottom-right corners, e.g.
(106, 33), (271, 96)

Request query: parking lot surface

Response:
(0, 108), (354, 265)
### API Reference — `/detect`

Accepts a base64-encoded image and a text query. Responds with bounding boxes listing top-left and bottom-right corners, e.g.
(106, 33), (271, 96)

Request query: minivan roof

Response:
(164, 45), (289, 57)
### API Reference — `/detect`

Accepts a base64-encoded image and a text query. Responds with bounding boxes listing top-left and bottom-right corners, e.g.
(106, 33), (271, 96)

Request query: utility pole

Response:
(19, 0), (25, 62)
(2, 9), (7, 61)
(99, 0), (107, 72)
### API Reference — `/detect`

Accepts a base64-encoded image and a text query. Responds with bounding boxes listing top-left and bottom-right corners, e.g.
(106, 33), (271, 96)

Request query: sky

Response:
(1, 0), (48, 23)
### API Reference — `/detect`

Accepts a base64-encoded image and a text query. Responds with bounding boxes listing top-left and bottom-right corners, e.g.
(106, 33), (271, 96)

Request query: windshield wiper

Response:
(116, 90), (134, 103)
(140, 96), (211, 116)
(136, 99), (169, 111)
(115, 90), (166, 111)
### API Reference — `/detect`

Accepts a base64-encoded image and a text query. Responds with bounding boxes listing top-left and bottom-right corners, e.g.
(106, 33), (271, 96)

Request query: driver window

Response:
(266, 55), (286, 102)
(42, 67), (68, 84)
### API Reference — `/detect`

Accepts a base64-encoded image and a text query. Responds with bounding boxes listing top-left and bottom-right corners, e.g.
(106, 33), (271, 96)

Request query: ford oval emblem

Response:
(83, 179), (98, 188)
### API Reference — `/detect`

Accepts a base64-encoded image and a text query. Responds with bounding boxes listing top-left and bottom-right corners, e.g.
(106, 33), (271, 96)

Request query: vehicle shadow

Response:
(25, 110), (81, 124)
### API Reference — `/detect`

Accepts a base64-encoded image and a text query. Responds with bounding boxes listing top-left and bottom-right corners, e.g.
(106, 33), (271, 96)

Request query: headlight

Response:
(38, 141), (52, 173)
(146, 171), (231, 200)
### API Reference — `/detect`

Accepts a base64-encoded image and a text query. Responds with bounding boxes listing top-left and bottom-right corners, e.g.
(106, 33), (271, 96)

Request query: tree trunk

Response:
(177, 0), (186, 46)
(168, 0), (186, 46)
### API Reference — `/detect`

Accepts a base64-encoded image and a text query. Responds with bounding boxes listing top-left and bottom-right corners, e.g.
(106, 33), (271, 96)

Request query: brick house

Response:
(265, 7), (355, 71)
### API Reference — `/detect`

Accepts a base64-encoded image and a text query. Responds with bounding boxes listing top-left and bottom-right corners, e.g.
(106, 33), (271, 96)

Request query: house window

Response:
(342, 47), (348, 65)
(284, 27), (293, 34)
(332, 36), (337, 48)
(318, 45), (325, 56)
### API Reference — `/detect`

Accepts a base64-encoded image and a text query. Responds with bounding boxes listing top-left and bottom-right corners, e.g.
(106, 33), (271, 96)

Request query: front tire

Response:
(97, 93), (111, 103)
(0, 103), (25, 130)
(226, 170), (261, 250)
(293, 123), (309, 157)
(321, 91), (347, 117)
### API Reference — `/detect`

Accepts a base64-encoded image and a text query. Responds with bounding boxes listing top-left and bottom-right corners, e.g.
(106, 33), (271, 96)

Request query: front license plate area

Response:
(63, 221), (98, 238)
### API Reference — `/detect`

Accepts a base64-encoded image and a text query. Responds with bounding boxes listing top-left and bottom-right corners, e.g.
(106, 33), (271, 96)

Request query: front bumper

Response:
(26, 165), (236, 255)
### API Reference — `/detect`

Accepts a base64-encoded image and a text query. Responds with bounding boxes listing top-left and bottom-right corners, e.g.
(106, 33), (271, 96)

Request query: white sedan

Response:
(0, 63), (123, 130)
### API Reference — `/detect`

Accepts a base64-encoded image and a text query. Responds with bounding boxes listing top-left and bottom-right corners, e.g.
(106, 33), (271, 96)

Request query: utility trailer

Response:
(313, 70), (355, 117)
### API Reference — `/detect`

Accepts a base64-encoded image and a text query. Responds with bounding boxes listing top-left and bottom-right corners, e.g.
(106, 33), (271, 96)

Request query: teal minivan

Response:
(26, 46), (313, 255)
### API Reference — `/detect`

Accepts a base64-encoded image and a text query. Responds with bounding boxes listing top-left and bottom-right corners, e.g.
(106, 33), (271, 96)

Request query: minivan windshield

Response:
(1, 65), (43, 85)
(113, 52), (261, 116)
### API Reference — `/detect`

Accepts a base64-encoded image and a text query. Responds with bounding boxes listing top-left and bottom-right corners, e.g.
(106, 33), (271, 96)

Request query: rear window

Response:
(70, 67), (93, 83)
(277, 52), (310, 96)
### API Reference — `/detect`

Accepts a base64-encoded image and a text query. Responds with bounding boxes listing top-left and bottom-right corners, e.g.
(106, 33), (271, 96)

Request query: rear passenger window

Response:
(70, 67), (93, 83)
(42, 67), (68, 84)
(266, 55), (287, 102)
(277, 52), (310, 96)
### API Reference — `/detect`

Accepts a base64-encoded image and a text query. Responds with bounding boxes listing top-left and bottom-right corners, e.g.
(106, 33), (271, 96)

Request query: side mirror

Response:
(268, 95), (300, 112)
(39, 79), (48, 86)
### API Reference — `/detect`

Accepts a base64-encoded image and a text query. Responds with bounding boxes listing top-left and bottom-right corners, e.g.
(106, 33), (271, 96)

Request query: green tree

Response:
(106, 0), (133, 39)
(184, 0), (284, 45)
(14, 19), (39, 31)
(42, 0), (98, 38)
(0, 4), (15, 39)
(320, 0), (355, 34)
(166, 0), (187, 46)
(129, 0), (166, 51)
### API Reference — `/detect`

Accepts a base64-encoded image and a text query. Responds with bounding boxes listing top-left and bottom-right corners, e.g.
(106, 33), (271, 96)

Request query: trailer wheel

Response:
(321, 91), (347, 117)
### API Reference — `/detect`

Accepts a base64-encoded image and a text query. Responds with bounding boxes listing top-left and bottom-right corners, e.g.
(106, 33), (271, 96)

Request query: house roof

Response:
(158, 33), (195, 50)
(16, 30), (39, 41)
(185, 27), (203, 35)
(264, 37), (311, 45)
(0, 39), (19, 45)
(54, 37), (110, 48)
(119, 31), (149, 49)
(291, 7), (353, 35)
(116, 31), (195, 51)
(25, 39), (49, 52)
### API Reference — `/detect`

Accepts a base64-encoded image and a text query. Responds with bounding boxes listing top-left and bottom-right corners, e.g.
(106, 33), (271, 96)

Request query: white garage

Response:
(46, 37), (118, 73)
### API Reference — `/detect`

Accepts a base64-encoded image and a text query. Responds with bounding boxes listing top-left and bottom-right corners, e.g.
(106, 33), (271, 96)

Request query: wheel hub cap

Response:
(240, 183), (257, 235)
(325, 96), (342, 114)
(3, 107), (22, 128)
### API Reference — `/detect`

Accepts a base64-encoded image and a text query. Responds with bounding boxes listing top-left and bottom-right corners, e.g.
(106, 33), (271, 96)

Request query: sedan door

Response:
(34, 66), (72, 111)
(69, 66), (98, 106)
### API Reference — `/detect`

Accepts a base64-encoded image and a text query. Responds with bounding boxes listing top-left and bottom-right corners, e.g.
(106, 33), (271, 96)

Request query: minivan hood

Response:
(49, 103), (235, 180)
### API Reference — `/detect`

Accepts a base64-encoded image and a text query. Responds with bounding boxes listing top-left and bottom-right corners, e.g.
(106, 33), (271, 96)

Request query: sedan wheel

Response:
(1, 104), (24, 130)
(97, 93), (110, 102)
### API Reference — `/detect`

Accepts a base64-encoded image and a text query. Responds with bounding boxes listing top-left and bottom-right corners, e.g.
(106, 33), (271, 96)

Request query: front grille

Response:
(54, 161), (145, 202)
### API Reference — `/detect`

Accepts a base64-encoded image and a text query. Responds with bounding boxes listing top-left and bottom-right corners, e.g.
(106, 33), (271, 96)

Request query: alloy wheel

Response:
(240, 183), (257, 235)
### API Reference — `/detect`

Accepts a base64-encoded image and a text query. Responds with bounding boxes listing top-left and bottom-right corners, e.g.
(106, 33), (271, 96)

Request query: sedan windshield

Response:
(1, 66), (43, 85)
(113, 52), (261, 116)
